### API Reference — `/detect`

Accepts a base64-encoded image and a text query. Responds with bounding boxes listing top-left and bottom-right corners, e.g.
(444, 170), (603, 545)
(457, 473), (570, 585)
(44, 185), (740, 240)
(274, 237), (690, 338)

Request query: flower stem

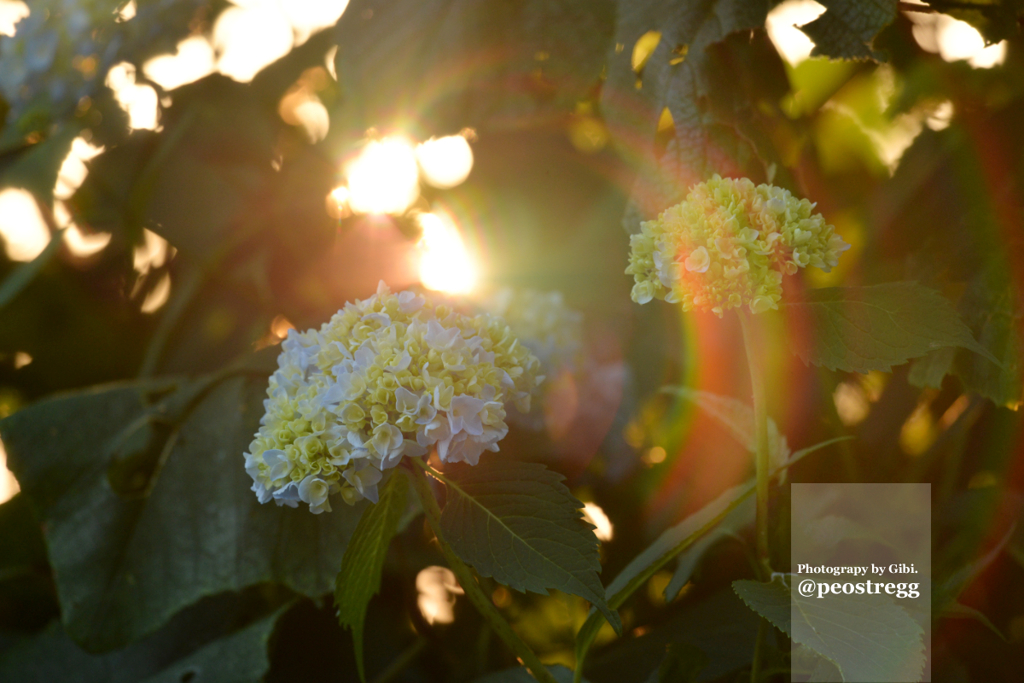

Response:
(409, 461), (558, 683)
(738, 311), (772, 579)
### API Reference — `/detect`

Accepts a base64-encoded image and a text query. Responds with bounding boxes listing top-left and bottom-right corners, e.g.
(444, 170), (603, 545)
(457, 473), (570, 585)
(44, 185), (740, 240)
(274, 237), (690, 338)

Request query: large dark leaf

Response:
(0, 375), (365, 651)
(783, 282), (998, 374)
(733, 576), (925, 683)
(435, 458), (619, 631)
(798, 0), (897, 61)
(0, 595), (288, 683)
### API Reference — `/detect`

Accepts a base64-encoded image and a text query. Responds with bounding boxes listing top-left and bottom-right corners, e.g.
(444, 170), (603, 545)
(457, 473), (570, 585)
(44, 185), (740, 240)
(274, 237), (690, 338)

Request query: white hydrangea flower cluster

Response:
(626, 175), (851, 316)
(479, 287), (584, 430)
(244, 282), (543, 513)
(481, 288), (583, 379)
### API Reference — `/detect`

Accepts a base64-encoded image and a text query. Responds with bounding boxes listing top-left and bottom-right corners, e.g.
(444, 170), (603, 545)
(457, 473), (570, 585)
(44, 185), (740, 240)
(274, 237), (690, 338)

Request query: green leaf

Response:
(0, 596), (289, 683)
(798, 0), (898, 61)
(783, 282), (999, 374)
(335, 470), (408, 683)
(0, 228), (65, 313)
(733, 576), (926, 683)
(602, 0), (773, 227)
(434, 459), (619, 632)
(0, 375), (366, 652)
(909, 266), (1022, 409)
(333, 0), (614, 130)
(573, 436), (849, 681)
(938, 601), (1006, 641)
(474, 664), (579, 683)
(664, 496), (754, 602)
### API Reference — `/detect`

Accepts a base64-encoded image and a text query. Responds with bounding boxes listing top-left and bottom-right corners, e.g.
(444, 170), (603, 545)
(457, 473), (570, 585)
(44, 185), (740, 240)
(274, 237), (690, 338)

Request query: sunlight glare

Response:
(417, 212), (478, 295)
(0, 438), (19, 505)
(416, 135), (474, 189)
(0, 189), (49, 262)
(141, 273), (172, 313)
(909, 13), (1007, 69)
(0, 0), (28, 37)
(54, 136), (104, 200)
(134, 228), (172, 274)
(106, 62), (160, 130)
(766, 0), (826, 66)
(282, 0), (350, 45)
(416, 566), (463, 625)
(116, 0), (136, 22)
(582, 502), (614, 542)
(346, 136), (420, 215)
(143, 36), (216, 91)
(214, 2), (293, 83)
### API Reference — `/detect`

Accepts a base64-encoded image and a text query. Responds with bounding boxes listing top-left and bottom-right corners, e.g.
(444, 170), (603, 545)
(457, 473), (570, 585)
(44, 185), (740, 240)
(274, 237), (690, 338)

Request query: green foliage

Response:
(0, 228), (64, 312)
(642, 642), (708, 683)
(475, 664), (579, 683)
(334, 470), (408, 682)
(0, 598), (288, 683)
(734, 576), (926, 683)
(436, 459), (620, 631)
(798, 0), (898, 61)
(783, 282), (997, 373)
(0, 375), (364, 652)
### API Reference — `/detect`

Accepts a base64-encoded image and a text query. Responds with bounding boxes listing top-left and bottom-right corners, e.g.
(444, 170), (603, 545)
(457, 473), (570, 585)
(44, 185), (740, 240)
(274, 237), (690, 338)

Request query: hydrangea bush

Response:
(244, 282), (542, 513)
(626, 175), (851, 316)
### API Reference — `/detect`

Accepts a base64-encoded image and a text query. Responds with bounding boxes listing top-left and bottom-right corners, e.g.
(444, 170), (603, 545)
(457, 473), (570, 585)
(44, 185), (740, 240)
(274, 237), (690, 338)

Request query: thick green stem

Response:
(409, 462), (557, 683)
(738, 311), (772, 579)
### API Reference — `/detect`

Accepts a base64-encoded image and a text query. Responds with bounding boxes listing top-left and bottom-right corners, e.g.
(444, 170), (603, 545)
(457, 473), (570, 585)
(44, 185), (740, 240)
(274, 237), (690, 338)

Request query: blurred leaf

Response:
(910, 267), (1023, 408)
(798, 0), (897, 61)
(733, 576), (925, 683)
(643, 642), (708, 683)
(335, 470), (408, 683)
(436, 459), (619, 631)
(664, 387), (790, 467)
(0, 375), (365, 652)
(333, 0), (615, 131)
(664, 496), (754, 603)
(475, 664), (579, 683)
(584, 589), (759, 683)
(0, 126), (78, 204)
(938, 600), (1006, 640)
(574, 436), (848, 676)
(0, 227), (65, 313)
(783, 282), (998, 374)
(0, 598), (288, 683)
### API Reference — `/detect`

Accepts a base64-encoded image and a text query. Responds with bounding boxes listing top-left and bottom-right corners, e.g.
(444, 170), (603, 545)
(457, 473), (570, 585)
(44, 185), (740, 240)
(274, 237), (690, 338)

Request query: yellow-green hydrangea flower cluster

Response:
(480, 288), (584, 429)
(244, 282), (543, 513)
(626, 175), (851, 316)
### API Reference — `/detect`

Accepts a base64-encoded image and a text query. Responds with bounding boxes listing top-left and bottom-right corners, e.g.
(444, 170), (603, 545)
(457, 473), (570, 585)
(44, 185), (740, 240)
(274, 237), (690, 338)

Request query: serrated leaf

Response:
(798, 0), (897, 61)
(0, 376), (365, 652)
(733, 576), (925, 682)
(335, 470), (408, 683)
(434, 459), (619, 632)
(602, 0), (774, 228)
(783, 282), (998, 374)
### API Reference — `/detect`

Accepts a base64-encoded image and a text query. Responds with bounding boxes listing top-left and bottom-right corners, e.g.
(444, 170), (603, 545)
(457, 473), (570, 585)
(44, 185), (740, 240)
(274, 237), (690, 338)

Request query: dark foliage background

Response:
(0, 1), (1023, 681)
